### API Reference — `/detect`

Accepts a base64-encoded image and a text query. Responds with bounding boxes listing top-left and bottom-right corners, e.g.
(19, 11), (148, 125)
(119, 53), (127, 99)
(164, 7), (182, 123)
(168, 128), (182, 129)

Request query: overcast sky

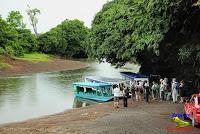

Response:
(0, 0), (108, 33)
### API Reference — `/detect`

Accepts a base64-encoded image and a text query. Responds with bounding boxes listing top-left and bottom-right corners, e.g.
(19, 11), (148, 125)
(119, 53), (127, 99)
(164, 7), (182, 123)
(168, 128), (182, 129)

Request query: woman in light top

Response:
(160, 79), (165, 101)
(113, 85), (121, 108)
(171, 78), (178, 103)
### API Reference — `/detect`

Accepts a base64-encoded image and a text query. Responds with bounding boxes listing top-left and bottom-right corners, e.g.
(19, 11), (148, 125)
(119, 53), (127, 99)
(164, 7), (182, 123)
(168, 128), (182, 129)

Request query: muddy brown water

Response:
(0, 62), (139, 124)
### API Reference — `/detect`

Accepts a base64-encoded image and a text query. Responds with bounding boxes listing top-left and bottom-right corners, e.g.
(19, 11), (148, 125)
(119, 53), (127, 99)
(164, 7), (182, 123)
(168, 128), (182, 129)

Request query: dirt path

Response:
(0, 58), (87, 76)
(0, 100), (199, 134)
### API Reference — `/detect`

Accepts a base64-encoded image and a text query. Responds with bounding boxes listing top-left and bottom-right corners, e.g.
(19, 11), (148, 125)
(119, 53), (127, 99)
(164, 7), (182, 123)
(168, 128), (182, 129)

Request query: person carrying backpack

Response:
(123, 86), (129, 107)
(144, 81), (150, 103)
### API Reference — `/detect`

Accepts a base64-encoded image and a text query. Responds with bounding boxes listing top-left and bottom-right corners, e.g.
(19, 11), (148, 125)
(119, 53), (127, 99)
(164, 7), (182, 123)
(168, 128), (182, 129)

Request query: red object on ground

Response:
(184, 94), (200, 127)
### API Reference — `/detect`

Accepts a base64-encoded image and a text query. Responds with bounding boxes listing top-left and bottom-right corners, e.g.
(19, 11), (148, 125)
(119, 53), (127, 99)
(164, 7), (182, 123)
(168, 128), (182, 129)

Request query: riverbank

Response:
(0, 100), (199, 134)
(0, 55), (87, 76)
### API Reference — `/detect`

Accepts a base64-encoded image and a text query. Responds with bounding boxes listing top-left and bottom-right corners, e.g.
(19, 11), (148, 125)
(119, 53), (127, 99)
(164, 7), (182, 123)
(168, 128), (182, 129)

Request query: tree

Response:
(6, 11), (26, 29)
(17, 28), (38, 53)
(89, 0), (200, 88)
(38, 19), (89, 58)
(0, 11), (38, 56)
(89, 0), (174, 66)
(0, 17), (21, 56)
(26, 5), (40, 35)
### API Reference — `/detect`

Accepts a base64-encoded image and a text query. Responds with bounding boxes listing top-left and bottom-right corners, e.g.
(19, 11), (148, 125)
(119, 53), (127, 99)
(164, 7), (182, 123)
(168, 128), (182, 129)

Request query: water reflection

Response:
(0, 62), (139, 124)
(73, 97), (98, 108)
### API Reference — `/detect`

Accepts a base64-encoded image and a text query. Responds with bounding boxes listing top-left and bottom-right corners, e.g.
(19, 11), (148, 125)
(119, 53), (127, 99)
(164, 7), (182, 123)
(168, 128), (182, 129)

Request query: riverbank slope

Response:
(0, 100), (199, 134)
(0, 54), (87, 76)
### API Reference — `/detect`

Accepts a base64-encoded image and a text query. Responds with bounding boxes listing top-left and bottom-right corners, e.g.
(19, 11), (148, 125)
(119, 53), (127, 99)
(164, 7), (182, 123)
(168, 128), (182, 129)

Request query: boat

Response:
(73, 82), (113, 102)
(120, 71), (149, 85)
(85, 75), (127, 86)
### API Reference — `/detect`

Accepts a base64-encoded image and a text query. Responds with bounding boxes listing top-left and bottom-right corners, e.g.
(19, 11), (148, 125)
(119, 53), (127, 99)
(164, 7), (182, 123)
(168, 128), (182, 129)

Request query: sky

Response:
(0, 0), (109, 33)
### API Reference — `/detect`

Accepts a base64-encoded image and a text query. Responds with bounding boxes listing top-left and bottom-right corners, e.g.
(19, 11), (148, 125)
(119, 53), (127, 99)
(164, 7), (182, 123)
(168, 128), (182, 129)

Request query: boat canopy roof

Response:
(73, 82), (112, 88)
(85, 75), (126, 85)
(120, 72), (149, 79)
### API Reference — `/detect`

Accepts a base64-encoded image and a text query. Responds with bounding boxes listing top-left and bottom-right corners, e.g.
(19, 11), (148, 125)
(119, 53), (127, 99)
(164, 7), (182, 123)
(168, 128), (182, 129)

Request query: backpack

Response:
(125, 88), (129, 97)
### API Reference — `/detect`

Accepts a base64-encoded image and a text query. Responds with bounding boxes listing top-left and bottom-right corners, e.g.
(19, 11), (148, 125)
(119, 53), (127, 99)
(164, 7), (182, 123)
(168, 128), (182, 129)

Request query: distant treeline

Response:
(0, 11), (89, 58)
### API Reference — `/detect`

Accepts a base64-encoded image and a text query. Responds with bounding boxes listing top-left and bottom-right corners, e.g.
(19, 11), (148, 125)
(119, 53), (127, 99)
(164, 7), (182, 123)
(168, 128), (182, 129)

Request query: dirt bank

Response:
(0, 57), (87, 76)
(0, 100), (199, 134)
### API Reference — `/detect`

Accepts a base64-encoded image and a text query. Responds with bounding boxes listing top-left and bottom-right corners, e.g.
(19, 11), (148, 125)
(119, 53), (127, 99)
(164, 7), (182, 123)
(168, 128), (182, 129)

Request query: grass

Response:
(0, 62), (13, 69)
(15, 53), (52, 62)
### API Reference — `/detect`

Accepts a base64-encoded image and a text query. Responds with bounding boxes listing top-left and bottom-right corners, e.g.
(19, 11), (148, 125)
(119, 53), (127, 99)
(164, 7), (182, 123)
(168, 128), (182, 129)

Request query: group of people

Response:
(113, 83), (129, 108)
(113, 77), (191, 108)
(159, 78), (187, 103)
(113, 81), (150, 108)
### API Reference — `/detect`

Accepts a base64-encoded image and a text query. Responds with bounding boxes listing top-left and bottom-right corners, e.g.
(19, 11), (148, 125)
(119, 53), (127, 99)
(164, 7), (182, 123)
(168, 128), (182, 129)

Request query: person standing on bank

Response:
(160, 79), (165, 101)
(135, 82), (140, 101)
(113, 85), (120, 108)
(123, 86), (129, 107)
(138, 81), (144, 101)
(130, 81), (135, 101)
(144, 81), (150, 103)
(151, 81), (158, 100)
(179, 80), (185, 103)
(171, 78), (178, 103)
(163, 78), (169, 100)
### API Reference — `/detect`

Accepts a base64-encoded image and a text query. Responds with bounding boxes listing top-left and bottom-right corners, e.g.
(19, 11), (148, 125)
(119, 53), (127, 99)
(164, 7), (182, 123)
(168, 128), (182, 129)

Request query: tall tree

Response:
(26, 5), (40, 35)
(38, 19), (89, 58)
(89, 0), (200, 88)
(1, 11), (38, 56)
(6, 11), (26, 29)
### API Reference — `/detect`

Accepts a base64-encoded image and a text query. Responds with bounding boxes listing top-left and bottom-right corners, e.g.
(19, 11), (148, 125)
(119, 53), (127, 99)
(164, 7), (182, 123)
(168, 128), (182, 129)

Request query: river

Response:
(0, 62), (139, 124)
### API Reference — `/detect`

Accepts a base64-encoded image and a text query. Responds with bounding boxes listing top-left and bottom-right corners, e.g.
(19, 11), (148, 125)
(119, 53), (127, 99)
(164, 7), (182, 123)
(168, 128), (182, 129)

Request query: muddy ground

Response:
(0, 100), (199, 134)
(0, 58), (87, 76)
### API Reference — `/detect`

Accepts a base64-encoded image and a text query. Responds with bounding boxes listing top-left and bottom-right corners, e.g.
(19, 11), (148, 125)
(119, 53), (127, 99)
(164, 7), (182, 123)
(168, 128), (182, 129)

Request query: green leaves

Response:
(7, 11), (26, 29)
(38, 19), (89, 58)
(0, 11), (38, 56)
(89, 0), (174, 66)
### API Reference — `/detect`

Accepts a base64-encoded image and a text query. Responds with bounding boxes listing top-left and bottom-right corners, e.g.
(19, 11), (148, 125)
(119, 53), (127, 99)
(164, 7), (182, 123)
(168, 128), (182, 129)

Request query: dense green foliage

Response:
(38, 19), (89, 58)
(0, 11), (37, 56)
(89, 0), (200, 88)
(0, 10), (89, 59)
(89, 0), (174, 66)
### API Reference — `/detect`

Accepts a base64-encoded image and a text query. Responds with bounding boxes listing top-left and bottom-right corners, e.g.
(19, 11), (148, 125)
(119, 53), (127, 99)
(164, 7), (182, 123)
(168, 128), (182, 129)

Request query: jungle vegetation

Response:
(0, 0), (200, 88)
(88, 0), (200, 88)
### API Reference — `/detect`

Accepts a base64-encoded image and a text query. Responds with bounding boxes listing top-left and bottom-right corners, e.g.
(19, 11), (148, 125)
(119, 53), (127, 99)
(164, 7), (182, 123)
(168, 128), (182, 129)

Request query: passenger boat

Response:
(73, 82), (113, 102)
(120, 71), (149, 85)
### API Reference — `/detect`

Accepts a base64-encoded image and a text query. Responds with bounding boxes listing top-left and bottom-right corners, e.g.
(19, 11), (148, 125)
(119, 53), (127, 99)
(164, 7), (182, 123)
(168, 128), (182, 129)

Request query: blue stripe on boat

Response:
(75, 93), (113, 102)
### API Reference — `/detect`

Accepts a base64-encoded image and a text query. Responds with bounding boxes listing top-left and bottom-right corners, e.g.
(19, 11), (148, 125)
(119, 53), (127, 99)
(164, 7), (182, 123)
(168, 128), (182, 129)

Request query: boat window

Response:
(107, 88), (111, 94)
(86, 87), (92, 92)
(77, 86), (84, 93)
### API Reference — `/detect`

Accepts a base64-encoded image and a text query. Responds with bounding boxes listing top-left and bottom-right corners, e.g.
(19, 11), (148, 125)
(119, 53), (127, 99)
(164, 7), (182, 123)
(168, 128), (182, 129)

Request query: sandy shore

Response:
(0, 100), (199, 134)
(0, 58), (87, 76)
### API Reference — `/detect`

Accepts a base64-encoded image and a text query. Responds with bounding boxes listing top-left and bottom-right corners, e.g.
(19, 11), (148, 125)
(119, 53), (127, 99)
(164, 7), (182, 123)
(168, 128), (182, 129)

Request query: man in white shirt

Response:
(113, 85), (120, 108)
(171, 78), (178, 103)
